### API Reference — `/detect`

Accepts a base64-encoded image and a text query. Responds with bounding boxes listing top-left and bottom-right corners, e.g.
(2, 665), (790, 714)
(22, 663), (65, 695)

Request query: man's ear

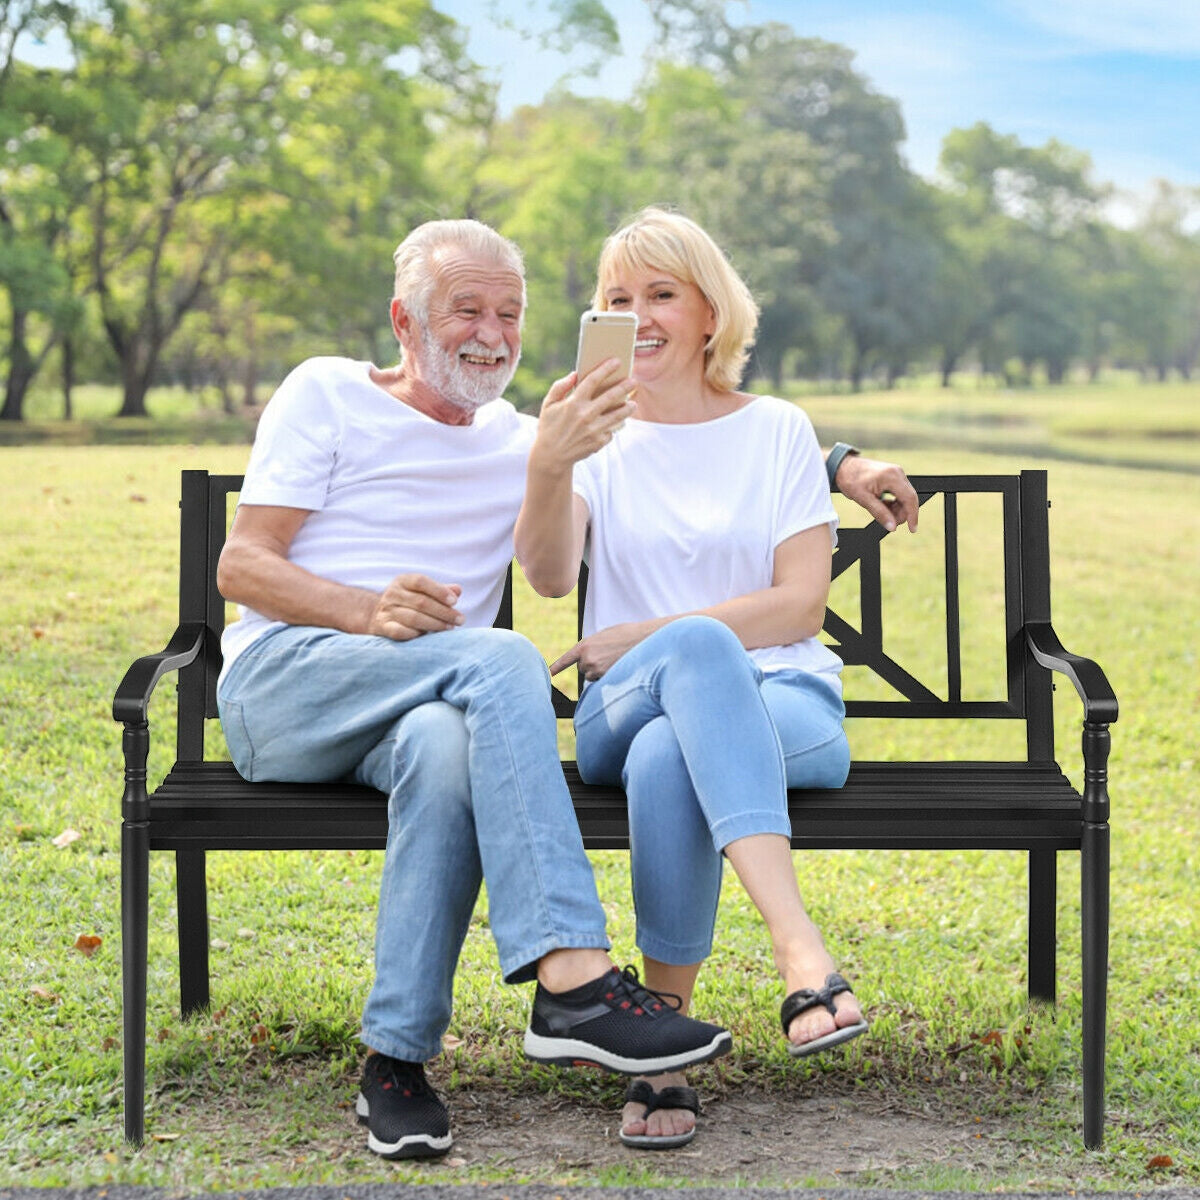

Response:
(390, 297), (411, 346)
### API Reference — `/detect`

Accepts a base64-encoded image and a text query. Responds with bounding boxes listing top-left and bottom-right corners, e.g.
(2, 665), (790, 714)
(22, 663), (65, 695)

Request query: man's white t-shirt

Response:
(572, 395), (843, 682)
(219, 356), (536, 683)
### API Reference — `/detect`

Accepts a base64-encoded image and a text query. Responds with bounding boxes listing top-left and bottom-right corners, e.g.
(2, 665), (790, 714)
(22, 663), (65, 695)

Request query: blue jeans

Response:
(574, 616), (849, 966)
(217, 624), (609, 1062)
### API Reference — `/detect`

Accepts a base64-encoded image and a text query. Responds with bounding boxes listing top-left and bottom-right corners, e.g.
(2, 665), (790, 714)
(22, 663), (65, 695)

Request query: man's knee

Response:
(472, 627), (552, 695)
(392, 701), (470, 797)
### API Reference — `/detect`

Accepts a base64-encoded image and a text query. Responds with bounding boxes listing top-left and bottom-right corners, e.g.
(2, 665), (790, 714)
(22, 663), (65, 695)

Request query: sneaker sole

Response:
(355, 1093), (453, 1160)
(522, 1028), (732, 1075)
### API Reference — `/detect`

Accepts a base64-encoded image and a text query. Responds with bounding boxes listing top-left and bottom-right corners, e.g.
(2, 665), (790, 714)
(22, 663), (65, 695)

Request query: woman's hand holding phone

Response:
(534, 355), (636, 473)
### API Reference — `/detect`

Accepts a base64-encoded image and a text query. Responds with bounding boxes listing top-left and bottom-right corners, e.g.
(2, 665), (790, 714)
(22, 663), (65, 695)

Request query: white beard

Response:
(419, 325), (519, 414)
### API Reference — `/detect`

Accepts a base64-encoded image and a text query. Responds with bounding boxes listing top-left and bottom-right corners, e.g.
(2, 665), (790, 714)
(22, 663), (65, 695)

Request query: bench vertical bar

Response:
(1017, 472), (1058, 1005)
(1081, 721), (1111, 1148)
(121, 721), (150, 1145)
(176, 472), (213, 1017)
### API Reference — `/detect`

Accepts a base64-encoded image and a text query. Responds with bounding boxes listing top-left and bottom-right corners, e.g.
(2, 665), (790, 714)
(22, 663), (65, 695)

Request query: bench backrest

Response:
(172, 470), (1058, 765)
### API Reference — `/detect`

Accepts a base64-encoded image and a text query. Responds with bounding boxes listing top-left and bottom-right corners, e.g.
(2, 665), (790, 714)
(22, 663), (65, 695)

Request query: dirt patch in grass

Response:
(437, 1080), (1005, 1184)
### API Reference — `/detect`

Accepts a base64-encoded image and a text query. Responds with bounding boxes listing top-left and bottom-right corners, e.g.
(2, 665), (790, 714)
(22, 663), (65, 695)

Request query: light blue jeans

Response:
(217, 624), (610, 1062)
(574, 616), (849, 966)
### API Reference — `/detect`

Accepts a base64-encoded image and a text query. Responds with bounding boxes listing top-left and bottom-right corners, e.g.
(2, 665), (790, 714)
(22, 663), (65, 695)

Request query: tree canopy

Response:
(2, 0), (1197, 419)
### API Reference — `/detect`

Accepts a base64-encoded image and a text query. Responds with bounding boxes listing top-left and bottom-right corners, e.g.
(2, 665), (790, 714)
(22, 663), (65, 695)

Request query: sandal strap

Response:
(622, 1079), (701, 1116)
(646, 1085), (700, 1116)
(780, 972), (854, 1034)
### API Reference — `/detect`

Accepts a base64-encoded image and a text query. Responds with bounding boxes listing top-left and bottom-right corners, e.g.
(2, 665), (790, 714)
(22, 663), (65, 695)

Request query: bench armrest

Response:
(1025, 622), (1118, 725)
(112, 622), (212, 724)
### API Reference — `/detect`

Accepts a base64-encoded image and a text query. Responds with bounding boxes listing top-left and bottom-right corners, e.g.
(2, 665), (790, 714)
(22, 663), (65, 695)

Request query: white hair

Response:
(392, 219), (525, 322)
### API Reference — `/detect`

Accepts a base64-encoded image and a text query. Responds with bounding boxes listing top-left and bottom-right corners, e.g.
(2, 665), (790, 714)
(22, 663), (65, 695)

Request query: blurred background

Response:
(3, 0), (1198, 425)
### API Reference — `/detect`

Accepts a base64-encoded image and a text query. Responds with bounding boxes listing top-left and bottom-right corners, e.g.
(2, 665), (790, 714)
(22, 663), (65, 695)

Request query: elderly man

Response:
(216, 218), (916, 1161)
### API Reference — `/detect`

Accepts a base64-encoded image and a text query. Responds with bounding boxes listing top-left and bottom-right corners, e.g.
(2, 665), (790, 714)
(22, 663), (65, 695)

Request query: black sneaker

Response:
(523, 964), (732, 1075)
(355, 1054), (452, 1159)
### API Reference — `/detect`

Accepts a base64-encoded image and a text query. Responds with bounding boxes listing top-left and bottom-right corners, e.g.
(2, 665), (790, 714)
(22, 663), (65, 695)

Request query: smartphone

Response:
(575, 309), (637, 381)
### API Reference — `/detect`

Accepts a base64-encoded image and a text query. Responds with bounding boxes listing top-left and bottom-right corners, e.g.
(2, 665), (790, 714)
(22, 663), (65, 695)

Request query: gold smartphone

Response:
(575, 309), (638, 381)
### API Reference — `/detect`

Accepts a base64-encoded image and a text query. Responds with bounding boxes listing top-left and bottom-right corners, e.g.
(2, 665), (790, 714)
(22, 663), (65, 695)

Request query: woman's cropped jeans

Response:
(574, 615), (850, 967)
(217, 624), (610, 1063)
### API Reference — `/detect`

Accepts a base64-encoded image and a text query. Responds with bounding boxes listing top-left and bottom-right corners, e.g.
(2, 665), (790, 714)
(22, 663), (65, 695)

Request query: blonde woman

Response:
(514, 208), (882, 1149)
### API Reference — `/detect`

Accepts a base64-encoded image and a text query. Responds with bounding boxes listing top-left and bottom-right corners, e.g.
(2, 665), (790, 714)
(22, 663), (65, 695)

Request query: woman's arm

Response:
(514, 360), (634, 597)
(550, 523), (833, 679)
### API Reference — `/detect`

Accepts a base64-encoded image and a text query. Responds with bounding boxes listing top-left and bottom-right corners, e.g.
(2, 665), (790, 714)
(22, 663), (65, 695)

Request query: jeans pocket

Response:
(217, 696), (257, 780)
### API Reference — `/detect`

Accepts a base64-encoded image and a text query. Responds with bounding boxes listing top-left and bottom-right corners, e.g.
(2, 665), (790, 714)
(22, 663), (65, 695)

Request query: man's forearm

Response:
(218, 542), (378, 635)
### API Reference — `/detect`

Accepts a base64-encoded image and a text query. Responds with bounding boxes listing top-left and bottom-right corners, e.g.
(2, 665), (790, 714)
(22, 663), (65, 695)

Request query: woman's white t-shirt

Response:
(219, 356), (536, 681)
(572, 395), (843, 681)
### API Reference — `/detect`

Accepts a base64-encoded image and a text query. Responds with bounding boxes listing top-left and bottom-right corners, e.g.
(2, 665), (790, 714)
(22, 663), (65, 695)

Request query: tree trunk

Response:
(940, 351), (958, 388)
(62, 336), (75, 420)
(117, 342), (155, 418)
(1, 309), (35, 421)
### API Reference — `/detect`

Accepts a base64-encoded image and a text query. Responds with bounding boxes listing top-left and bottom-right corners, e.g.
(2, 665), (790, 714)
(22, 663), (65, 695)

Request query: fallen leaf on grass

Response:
(129, 493), (147, 503)
(31, 626), (46, 639)
(12, 823), (37, 841)
(156, 1028), (172, 1042)
(73, 934), (103, 957)
(443, 1034), (463, 1050)
(102, 1037), (119, 1051)
(151, 1132), (181, 1143)
(1147, 1155), (1174, 1170)
(250, 1023), (270, 1045)
(30, 986), (60, 1004)
(52, 828), (82, 848)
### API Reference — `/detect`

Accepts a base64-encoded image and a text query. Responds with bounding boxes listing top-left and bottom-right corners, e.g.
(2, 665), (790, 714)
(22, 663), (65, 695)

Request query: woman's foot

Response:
(619, 1071), (699, 1149)
(781, 969), (868, 1055)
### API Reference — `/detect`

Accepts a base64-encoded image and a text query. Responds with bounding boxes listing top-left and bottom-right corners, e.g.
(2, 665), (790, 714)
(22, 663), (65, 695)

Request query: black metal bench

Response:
(114, 468), (1117, 1149)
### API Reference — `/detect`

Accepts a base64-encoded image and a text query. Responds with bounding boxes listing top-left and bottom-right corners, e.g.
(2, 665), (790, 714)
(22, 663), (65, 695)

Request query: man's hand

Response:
(549, 619), (660, 681)
(835, 454), (919, 532)
(367, 575), (464, 641)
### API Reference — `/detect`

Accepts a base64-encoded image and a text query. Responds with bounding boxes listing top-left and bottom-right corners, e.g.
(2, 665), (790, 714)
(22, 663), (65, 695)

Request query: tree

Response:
(0, 0), (96, 420)
(69, 0), (475, 417)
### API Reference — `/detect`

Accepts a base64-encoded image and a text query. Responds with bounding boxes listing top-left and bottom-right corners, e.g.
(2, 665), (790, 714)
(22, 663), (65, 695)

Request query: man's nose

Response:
(474, 312), (504, 345)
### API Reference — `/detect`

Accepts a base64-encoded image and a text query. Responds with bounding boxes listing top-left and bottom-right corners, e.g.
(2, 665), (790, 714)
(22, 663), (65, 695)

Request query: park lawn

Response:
(0, 382), (1197, 1190)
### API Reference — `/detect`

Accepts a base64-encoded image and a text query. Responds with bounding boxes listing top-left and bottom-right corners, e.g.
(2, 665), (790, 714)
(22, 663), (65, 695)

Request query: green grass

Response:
(1, 381), (1198, 1189)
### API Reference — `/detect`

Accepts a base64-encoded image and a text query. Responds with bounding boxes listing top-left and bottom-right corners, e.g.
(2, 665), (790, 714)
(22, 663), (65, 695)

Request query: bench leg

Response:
(1081, 820), (1109, 1149)
(176, 851), (210, 1018)
(121, 817), (149, 1146)
(1027, 850), (1057, 1003)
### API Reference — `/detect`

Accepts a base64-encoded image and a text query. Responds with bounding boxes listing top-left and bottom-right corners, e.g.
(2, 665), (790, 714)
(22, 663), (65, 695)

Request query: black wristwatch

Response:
(826, 441), (860, 490)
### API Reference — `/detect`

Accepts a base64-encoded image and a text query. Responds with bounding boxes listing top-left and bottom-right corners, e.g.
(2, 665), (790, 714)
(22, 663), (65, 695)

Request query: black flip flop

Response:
(780, 971), (869, 1058)
(618, 1078), (700, 1149)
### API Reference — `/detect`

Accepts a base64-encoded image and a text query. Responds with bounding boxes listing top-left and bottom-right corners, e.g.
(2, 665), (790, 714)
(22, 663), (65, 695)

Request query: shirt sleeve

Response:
(772, 404), (840, 549)
(238, 361), (343, 511)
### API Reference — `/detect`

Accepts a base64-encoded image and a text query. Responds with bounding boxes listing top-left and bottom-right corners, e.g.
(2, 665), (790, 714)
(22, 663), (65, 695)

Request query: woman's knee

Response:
(623, 716), (686, 793)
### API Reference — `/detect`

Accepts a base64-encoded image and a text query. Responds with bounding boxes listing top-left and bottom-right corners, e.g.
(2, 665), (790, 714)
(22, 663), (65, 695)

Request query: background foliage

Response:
(3, 0), (1200, 423)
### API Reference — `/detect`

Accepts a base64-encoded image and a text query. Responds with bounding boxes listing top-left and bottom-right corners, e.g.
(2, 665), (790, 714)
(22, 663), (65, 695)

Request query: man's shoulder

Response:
(283, 356), (367, 388)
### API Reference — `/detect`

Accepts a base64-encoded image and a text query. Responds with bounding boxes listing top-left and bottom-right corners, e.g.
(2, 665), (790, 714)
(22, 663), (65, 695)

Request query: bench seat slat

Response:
(146, 760), (1084, 853)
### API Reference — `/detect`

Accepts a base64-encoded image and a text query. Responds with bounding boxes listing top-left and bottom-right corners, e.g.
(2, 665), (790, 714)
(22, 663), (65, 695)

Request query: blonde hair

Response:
(593, 208), (759, 392)
(392, 219), (525, 322)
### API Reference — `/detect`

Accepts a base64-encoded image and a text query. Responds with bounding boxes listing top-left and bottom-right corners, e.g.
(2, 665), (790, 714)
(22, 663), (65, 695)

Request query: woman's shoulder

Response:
(741, 392), (816, 432)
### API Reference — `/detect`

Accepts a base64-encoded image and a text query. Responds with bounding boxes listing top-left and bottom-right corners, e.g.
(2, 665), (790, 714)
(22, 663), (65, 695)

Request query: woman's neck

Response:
(632, 375), (749, 425)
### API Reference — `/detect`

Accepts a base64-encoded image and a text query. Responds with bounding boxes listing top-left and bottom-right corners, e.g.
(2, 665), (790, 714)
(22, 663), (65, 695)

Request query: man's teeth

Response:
(462, 353), (503, 364)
